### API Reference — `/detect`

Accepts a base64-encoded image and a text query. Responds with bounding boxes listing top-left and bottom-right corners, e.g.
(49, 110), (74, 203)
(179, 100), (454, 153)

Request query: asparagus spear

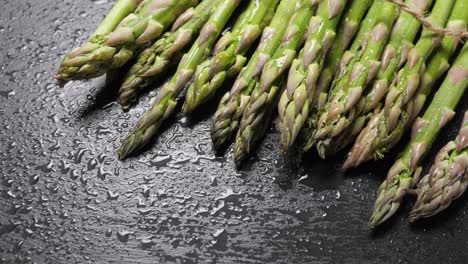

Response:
(118, 0), (241, 159)
(210, 0), (303, 150)
(300, 0), (378, 152)
(182, 0), (279, 113)
(314, 0), (435, 157)
(277, 0), (349, 153)
(93, 0), (144, 39)
(118, 0), (217, 109)
(410, 112), (468, 222)
(345, 0), (457, 168)
(233, 1), (318, 164)
(368, 42), (468, 228)
(56, 0), (197, 84)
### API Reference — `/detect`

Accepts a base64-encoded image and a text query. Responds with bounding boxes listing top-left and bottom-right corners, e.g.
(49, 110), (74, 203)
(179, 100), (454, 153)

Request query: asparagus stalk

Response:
(300, 0), (378, 152)
(345, 0), (457, 168)
(118, 0), (217, 109)
(56, 0), (144, 85)
(233, 1), (318, 164)
(93, 0), (144, 39)
(56, 0), (197, 84)
(313, 0), (400, 158)
(118, 0), (240, 159)
(314, 0), (435, 157)
(410, 112), (468, 222)
(368, 42), (468, 228)
(182, 0), (279, 113)
(277, 0), (349, 152)
(210, 0), (303, 150)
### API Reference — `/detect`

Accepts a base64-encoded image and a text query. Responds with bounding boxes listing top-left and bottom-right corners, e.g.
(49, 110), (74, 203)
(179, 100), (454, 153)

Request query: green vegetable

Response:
(118, 0), (217, 109)
(182, 0), (279, 113)
(56, 0), (197, 84)
(210, 0), (302, 150)
(118, 0), (241, 159)
(368, 40), (468, 228)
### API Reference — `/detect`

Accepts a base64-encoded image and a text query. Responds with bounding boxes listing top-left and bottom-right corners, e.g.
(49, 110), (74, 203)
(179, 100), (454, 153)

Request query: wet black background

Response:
(0, 1), (467, 263)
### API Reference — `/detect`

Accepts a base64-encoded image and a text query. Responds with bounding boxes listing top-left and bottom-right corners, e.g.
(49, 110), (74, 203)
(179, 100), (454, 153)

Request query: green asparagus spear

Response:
(118, 0), (241, 159)
(182, 0), (279, 113)
(300, 0), (377, 152)
(210, 0), (302, 150)
(410, 112), (468, 222)
(345, 0), (457, 168)
(56, 0), (197, 84)
(368, 42), (468, 228)
(56, 0), (144, 85)
(94, 0), (144, 39)
(234, 1), (317, 164)
(118, 0), (217, 109)
(277, 0), (349, 153)
(314, 0), (435, 157)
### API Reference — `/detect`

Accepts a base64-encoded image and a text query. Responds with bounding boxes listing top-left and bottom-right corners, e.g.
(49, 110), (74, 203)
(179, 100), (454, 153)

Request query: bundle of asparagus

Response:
(57, 0), (468, 229)
(234, 0), (319, 163)
(210, 0), (305, 150)
(345, 0), (458, 168)
(313, 0), (434, 157)
(277, 0), (348, 153)
(312, 0), (399, 157)
(300, 0), (374, 152)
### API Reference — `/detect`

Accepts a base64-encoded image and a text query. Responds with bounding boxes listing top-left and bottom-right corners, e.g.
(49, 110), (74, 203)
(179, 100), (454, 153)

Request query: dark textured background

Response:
(0, 1), (467, 263)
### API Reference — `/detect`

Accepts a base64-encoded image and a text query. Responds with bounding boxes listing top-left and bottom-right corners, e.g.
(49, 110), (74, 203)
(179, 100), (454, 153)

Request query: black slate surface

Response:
(0, 1), (467, 263)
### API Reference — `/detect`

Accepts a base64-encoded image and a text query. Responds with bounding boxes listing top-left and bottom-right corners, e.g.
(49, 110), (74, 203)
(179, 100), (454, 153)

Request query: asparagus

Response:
(277, 0), (349, 152)
(410, 112), (468, 222)
(300, 0), (378, 152)
(182, 0), (279, 113)
(93, 0), (144, 39)
(56, 0), (197, 84)
(315, 0), (435, 157)
(233, 1), (317, 163)
(56, 0), (144, 84)
(345, 0), (457, 168)
(210, 0), (302, 150)
(118, 0), (217, 109)
(368, 42), (468, 228)
(118, 0), (240, 159)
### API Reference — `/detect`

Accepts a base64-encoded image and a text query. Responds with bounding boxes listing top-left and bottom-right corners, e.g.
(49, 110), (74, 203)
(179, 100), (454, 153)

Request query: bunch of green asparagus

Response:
(58, 0), (468, 228)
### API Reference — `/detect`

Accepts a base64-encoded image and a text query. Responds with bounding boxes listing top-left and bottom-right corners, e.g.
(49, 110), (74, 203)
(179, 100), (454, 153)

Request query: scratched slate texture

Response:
(0, 0), (467, 263)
